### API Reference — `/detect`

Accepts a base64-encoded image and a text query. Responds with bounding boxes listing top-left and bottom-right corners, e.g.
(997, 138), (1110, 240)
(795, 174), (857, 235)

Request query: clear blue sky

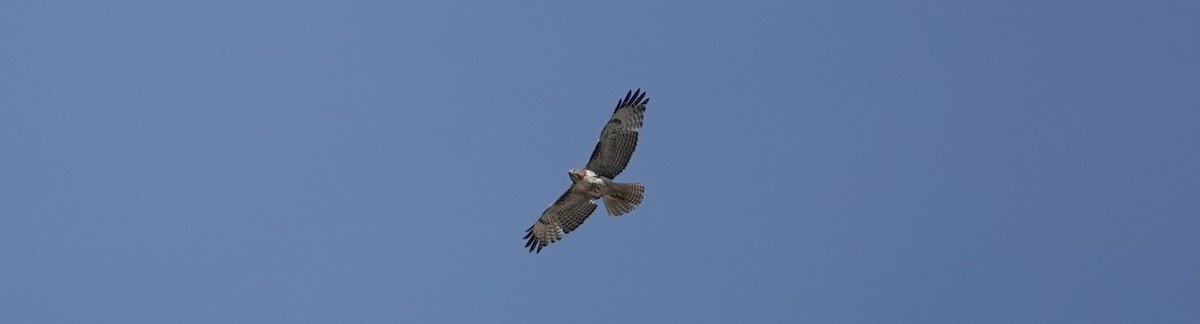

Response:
(2, 1), (1198, 323)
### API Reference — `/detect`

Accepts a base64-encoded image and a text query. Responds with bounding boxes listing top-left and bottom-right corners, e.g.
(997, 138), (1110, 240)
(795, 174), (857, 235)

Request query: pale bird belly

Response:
(575, 177), (607, 198)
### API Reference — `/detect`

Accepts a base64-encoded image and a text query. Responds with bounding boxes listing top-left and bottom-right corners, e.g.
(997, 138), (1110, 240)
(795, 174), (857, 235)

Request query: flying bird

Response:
(523, 89), (649, 253)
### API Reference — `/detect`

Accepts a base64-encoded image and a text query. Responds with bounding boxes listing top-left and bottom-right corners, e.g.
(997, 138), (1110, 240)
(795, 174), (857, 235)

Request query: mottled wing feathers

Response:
(585, 89), (647, 179)
(523, 186), (598, 253)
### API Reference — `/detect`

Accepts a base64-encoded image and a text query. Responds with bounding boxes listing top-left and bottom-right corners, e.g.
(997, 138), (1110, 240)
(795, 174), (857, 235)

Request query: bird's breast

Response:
(574, 176), (607, 198)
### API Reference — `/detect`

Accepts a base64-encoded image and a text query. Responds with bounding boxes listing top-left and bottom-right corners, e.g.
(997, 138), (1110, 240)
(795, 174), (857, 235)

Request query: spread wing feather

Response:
(523, 186), (598, 253)
(585, 89), (647, 179)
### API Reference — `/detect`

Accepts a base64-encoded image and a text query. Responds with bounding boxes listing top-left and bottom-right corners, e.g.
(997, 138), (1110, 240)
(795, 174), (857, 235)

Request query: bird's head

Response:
(568, 168), (586, 181)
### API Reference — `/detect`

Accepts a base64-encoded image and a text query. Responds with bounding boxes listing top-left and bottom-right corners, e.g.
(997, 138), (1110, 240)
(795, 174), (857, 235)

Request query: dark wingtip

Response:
(523, 226), (539, 253)
(525, 236), (538, 252)
(615, 88), (649, 111)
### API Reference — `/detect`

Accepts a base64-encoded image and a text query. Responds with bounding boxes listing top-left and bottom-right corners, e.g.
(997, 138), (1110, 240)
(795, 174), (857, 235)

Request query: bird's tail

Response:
(603, 182), (644, 216)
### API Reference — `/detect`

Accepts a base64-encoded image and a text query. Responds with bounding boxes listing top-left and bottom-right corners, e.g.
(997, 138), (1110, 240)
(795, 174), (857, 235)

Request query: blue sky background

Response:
(2, 1), (1198, 323)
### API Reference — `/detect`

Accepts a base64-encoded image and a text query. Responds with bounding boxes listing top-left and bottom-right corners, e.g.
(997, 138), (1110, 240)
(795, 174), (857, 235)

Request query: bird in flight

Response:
(523, 89), (649, 253)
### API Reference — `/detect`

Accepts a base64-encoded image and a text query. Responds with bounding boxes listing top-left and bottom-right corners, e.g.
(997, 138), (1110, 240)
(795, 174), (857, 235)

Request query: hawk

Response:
(523, 89), (649, 253)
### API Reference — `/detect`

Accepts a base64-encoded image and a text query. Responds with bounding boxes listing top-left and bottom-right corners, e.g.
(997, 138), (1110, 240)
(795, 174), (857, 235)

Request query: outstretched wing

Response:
(585, 89), (647, 179)
(523, 186), (598, 253)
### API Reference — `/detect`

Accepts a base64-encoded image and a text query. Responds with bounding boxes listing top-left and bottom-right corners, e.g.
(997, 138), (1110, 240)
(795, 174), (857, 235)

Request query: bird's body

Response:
(523, 89), (649, 253)
(570, 168), (609, 198)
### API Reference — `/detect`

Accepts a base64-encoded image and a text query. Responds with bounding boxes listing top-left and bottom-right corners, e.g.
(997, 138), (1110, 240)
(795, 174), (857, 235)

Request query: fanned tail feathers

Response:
(603, 182), (644, 216)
